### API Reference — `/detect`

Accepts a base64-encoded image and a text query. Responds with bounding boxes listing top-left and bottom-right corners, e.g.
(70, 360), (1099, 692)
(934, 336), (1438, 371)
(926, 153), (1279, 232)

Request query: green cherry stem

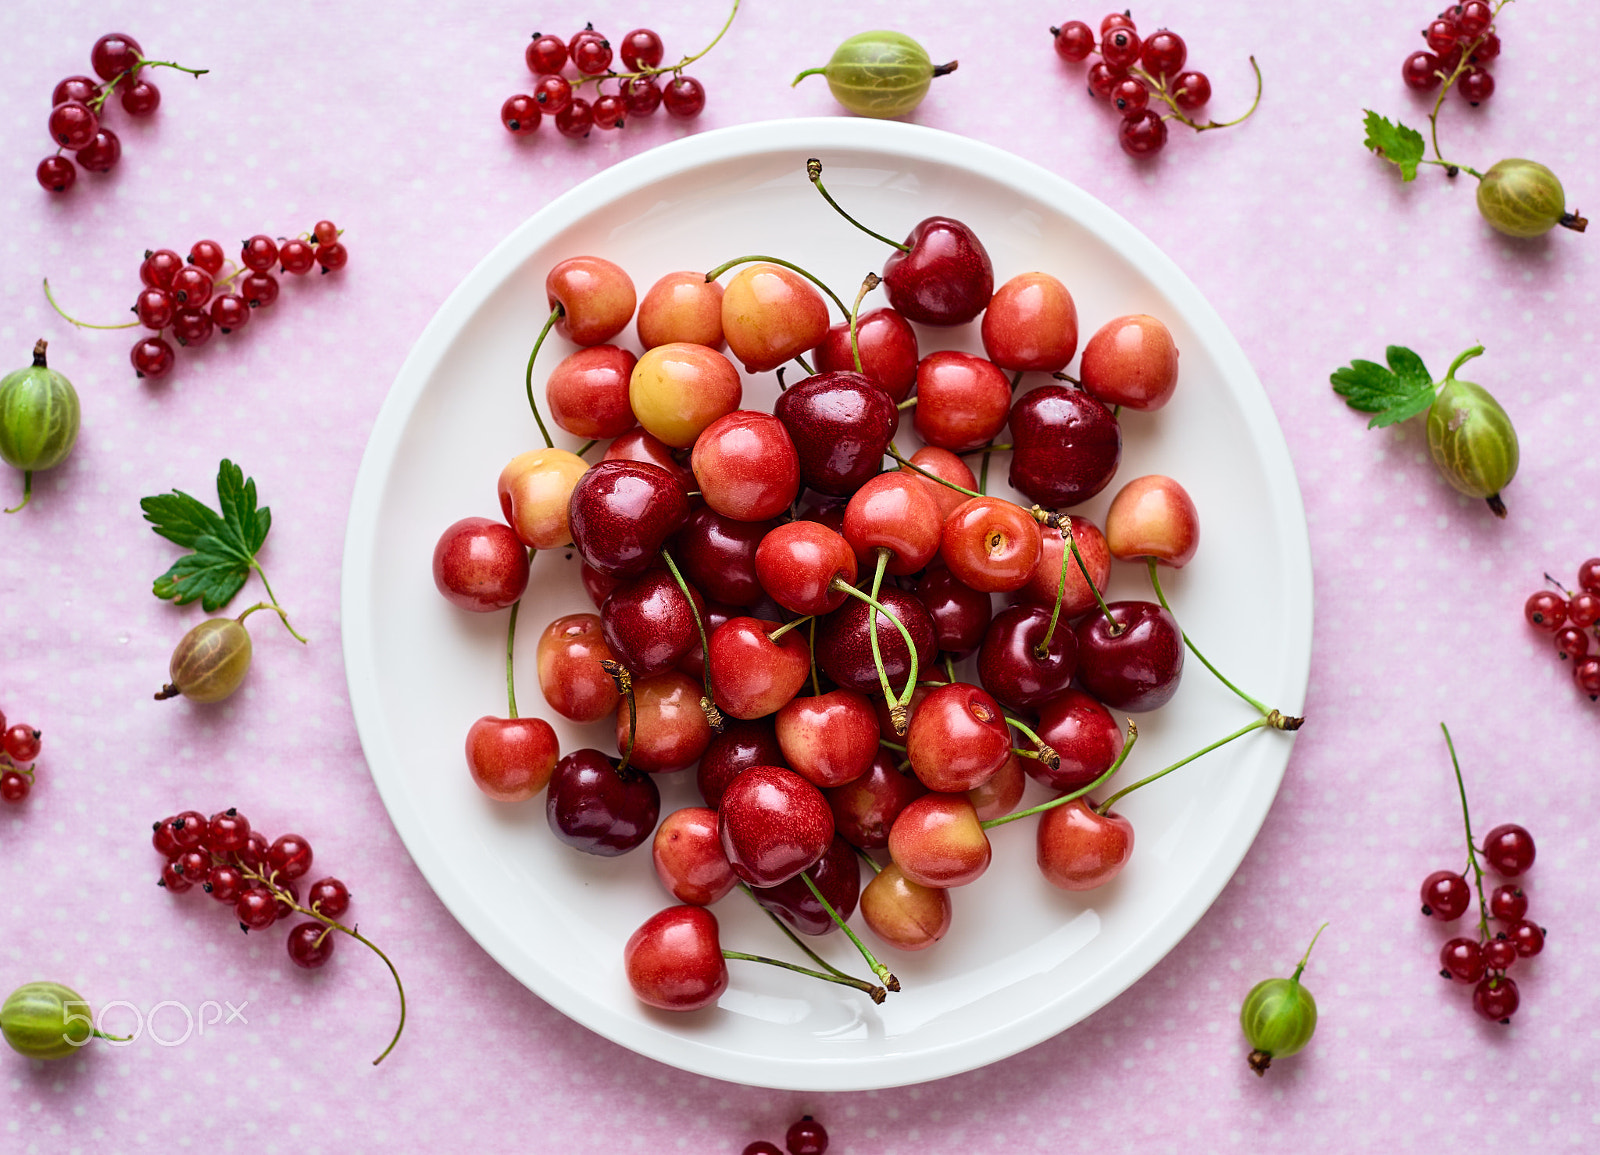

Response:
(827, 572), (921, 731)
(504, 582), (527, 718)
(805, 158), (910, 253)
(720, 949), (886, 1003)
(741, 883), (871, 986)
(1003, 716), (1059, 771)
(794, 353), (816, 376)
(1034, 523), (1076, 659)
(982, 720), (1137, 830)
(1033, 510), (1120, 637)
(703, 254), (851, 320)
(798, 870), (899, 992)
(766, 615), (815, 643)
(659, 548), (724, 733)
(809, 616), (821, 697)
(884, 448), (982, 500)
(601, 659), (639, 776)
(574, 438), (597, 457)
(1440, 723), (1493, 946)
(849, 272), (880, 374)
(1096, 715), (1270, 816)
(522, 305), (562, 450)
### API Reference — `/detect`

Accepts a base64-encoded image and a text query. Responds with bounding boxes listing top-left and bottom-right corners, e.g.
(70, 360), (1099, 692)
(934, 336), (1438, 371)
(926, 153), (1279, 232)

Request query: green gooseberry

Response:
(1425, 347), (1519, 518)
(1240, 923), (1326, 1076)
(792, 31), (957, 120)
(0, 339), (81, 513)
(1476, 159), (1588, 238)
(1, 982), (106, 1059)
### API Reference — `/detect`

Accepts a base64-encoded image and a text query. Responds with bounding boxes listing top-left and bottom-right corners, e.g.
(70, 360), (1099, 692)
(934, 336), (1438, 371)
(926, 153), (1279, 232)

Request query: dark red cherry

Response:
(812, 307), (920, 402)
(567, 460), (691, 577)
(882, 217), (995, 327)
(1032, 688), (1124, 792)
(697, 718), (787, 809)
(1008, 384), (1122, 509)
(671, 507), (772, 607)
(717, 765), (835, 887)
(816, 588), (937, 696)
(1074, 601), (1183, 712)
(825, 751), (928, 850)
(913, 567), (993, 657)
(750, 835), (861, 935)
(601, 569), (707, 679)
(546, 748), (661, 857)
(772, 371), (899, 497)
(977, 602), (1080, 712)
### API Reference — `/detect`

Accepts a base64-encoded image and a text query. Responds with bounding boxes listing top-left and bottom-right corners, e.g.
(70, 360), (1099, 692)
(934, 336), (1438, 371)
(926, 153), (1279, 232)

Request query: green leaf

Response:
(1362, 110), (1425, 182)
(142, 460), (273, 611)
(1331, 346), (1437, 429)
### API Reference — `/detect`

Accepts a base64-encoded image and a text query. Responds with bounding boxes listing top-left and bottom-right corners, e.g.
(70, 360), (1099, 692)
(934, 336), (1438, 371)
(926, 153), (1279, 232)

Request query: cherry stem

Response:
(1097, 714), (1269, 815)
(1033, 510), (1119, 636)
(5, 471), (31, 514)
(805, 158), (910, 253)
(884, 448), (982, 500)
(659, 548), (724, 733)
(721, 949), (886, 1004)
(504, 584), (526, 718)
(809, 616), (821, 697)
(601, 659), (639, 775)
(853, 845), (882, 874)
(564, 0), (740, 93)
(1003, 716), (1059, 771)
(1288, 922), (1330, 984)
(575, 438), (597, 457)
(741, 882), (870, 985)
(849, 272), (881, 374)
(702, 255), (850, 320)
(766, 614), (814, 644)
(794, 353), (815, 376)
(234, 599), (308, 646)
(798, 870), (899, 992)
(982, 719), (1137, 829)
(831, 554), (919, 730)
(522, 305), (561, 450)
(41, 278), (139, 330)
(1440, 722), (1493, 946)
(1145, 559), (1288, 721)
(1035, 523), (1075, 658)
(244, 564), (307, 643)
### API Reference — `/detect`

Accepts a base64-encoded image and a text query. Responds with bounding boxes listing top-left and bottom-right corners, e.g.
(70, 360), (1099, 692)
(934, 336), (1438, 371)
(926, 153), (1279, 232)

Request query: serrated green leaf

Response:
(138, 490), (226, 549)
(1330, 360), (1402, 413)
(1362, 110), (1425, 182)
(151, 545), (251, 611)
(1385, 345), (1432, 392)
(1332, 346), (1437, 430)
(142, 460), (274, 610)
(1365, 385), (1438, 429)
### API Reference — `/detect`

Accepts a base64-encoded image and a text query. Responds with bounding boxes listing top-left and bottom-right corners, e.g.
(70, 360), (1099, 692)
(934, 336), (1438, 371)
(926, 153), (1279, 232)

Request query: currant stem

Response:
(805, 158), (910, 253)
(982, 720), (1137, 829)
(1289, 922), (1330, 984)
(1146, 560), (1276, 718)
(1096, 715), (1269, 815)
(522, 305), (561, 450)
(567, 0), (740, 93)
(849, 273), (881, 375)
(41, 278), (139, 330)
(1135, 56), (1262, 132)
(703, 255), (850, 320)
(1440, 722), (1493, 946)
(5, 471), (31, 514)
(1426, 1), (1513, 166)
(798, 870), (898, 992)
(721, 949), (886, 1003)
(659, 548), (723, 733)
(884, 448), (982, 500)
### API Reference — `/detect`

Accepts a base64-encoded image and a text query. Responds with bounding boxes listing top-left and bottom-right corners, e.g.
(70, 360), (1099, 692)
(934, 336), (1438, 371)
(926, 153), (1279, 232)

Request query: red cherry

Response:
(825, 751), (927, 850)
(1032, 688), (1125, 792)
(652, 807), (737, 906)
(545, 256), (636, 347)
(1105, 474), (1200, 568)
(881, 217), (994, 328)
(547, 748), (660, 855)
(749, 835), (860, 937)
(842, 472), (943, 577)
(887, 793), (991, 889)
(1036, 798), (1134, 890)
(981, 272), (1079, 373)
(636, 271), (724, 350)
(774, 690), (880, 789)
(691, 411), (800, 522)
(913, 350), (1012, 453)
(616, 671), (714, 774)
(624, 905), (728, 1010)
(431, 517), (530, 612)
(567, 460), (691, 579)
(536, 613), (621, 724)
(812, 308), (919, 402)
(912, 565), (992, 657)
(717, 765), (834, 887)
(859, 861), (951, 950)
(755, 520), (858, 616)
(1080, 314), (1180, 411)
(939, 496), (1043, 593)
(1008, 384), (1122, 509)
(1074, 601), (1183, 712)
(697, 719), (786, 809)
(464, 716), (559, 802)
(706, 617), (811, 721)
(905, 682), (1011, 793)
(772, 371), (898, 498)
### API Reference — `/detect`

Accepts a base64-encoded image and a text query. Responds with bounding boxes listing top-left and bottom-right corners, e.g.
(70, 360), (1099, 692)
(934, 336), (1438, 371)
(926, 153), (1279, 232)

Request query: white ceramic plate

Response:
(342, 118), (1312, 1091)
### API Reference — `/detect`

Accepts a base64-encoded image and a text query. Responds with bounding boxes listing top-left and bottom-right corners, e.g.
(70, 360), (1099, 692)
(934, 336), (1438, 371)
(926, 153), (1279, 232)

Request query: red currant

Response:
(1051, 21), (1095, 63)
(204, 863), (246, 903)
(1100, 27), (1142, 69)
(152, 817), (183, 857)
(743, 1145), (782, 1155)
(501, 94), (541, 135)
(1488, 884), (1527, 923)
(210, 293), (250, 333)
(1457, 1), (1492, 38)
(1506, 920), (1544, 958)
(1086, 61), (1125, 101)
(1580, 559), (1600, 595)
(306, 877), (351, 920)
(1425, 19), (1459, 54)
(785, 1115), (829, 1155)
(235, 886), (278, 931)
(1472, 975), (1518, 1022)
(314, 242), (348, 273)
(526, 33), (568, 75)
(1101, 13), (1136, 34)
(121, 78), (161, 116)
(273, 879), (301, 920)
(1524, 590), (1566, 632)
(0, 771), (30, 803)
(1481, 937), (1517, 972)
(176, 849), (210, 883)
(312, 220), (339, 245)
(268, 833), (315, 881)
(240, 235), (278, 272)
(1439, 937), (1484, 982)
(1481, 824), (1535, 876)
(1118, 110), (1167, 157)
(36, 155), (76, 193)
(534, 74), (572, 115)
(1111, 77), (1149, 114)
(236, 830), (270, 872)
(90, 33), (143, 82)
(1435, 45), (1464, 76)
(286, 921), (337, 968)
(1139, 30), (1186, 77)
(134, 287), (173, 329)
(572, 36), (614, 76)
(619, 28), (665, 71)
(52, 76), (99, 105)
(1172, 71), (1211, 109)
(48, 101), (99, 150)
(622, 76), (662, 116)
(241, 271), (279, 308)
(1458, 69), (1494, 104)
(1575, 656), (1600, 699)
(187, 239), (226, 276)
(169, 265), (213, 308)
(593, 94), (626, 130)
(1554, 626), (1591, 660)
(278, 239), (315, 275)
(4, 726), (41, 762)
(207, 809), (251, 855)
(1565, 592), (1599, 627)
(171, 810), (209, 851)
(171, 306), (213, 348)
(556, 97), (594, 139)
(1420, 869), (1471, 920)
(1402, 51), (1442, 91)
(662, 76), (706, 118)
(160, 858), (193, 893)
(74, 129), (121, 174)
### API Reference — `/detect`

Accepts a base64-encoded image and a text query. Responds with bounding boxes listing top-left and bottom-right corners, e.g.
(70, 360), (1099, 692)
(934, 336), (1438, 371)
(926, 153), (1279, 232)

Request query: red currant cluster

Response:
(112, 223), (347, 380)
(1523, 558), (1600, 701)
(743, 1116), (828, 1155)
(1050, 10), (1259, 157)
(1401, 1), (1501, 101)
(1423, 726), (1543, 1024)
(501, 5), (739, 140)
(0, 708), (42, 804)
(38, 33), (206, 194)
(152, 808), (405, 1061)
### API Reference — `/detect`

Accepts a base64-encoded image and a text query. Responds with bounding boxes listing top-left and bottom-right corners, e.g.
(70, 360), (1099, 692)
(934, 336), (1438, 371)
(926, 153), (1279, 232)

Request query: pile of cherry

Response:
(0, 708), (42, 804)
(1523, 558), (1600, 701)
(431, 159), (1296, 1011)
(1401, 2), (1501, 100)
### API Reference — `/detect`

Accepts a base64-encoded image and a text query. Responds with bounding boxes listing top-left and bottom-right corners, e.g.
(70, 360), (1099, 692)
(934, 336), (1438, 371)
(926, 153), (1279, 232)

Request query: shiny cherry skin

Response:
(754, 520), (858, 616)
(1481, 824), (1536, 877)
(906, 682), (1011, 792)
(1420, 870), (1472, 920)
(813, 307), (919, 402)
(816, 587), (937, 696)
(901, 446), (978, 522)
(652, 807), (737, 906)
(465, 716), (560, 801)
(825, 751), (927, 850)
(536, 613), (621, 723)
(717, 765), (835, 887)
(981, 272), (1079, 373)
(629, 342), (743, 449)
(913, 566), (992, 657)
(697, 718), (786, 808)
(432, 517), (530, 612)
(707, 617), (811, 720)
(691, 410), (800, 522)
(546, 256), (636, 347)
(940, 496), (1043, 593)
(1032, 688), (1124, 792)
(968, 751), (1026, 821)
(860, 862), (952, 950)
(624, 905), (728, 1011)
(1105, 474), (1200, 567)
(1019, 515), (1112, 615)
(618, 671), (713, 774)
(1080, 314), (1179, 411)
(546, 748), (660, 856)
(751, 835), (861, 935)
(775, 689), (879, 789)
(720, 263), (830, 374)
(602, 425), (694, 488)
(888, 793), (992, 888)
(1074, 601), (1183, 712)
(1037, 799), (1134, 890)
(545, 345), (637, 440)
(674, 507), (773, 606)
(637, 271), (725, 350)
(601, 570), (706, 678)
(913, 351), (1012, 453)
(882, 216), (994, 327)
(1008, 385), (1122, 509)
(498, 448), (588, 550)
(978, 603), (1080, 712)
(843, 472), (943, 577)
(567, 460), (690, 578)
(773, 370), (899, 497)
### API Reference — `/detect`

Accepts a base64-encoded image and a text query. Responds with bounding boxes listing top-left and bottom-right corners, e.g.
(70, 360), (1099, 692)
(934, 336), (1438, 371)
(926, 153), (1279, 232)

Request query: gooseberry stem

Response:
(245, 565), (308, 644)
(798, 871), (899, 992)
(5, 471), (31, 514)
(982, 720), (1137, 829)
(1289, 922), (1330, 984)
(660, 548), (724, 733)
(1096, 715), (1270, 815)
(805, 158), (910, 253)
(1444, 345), (1485, 381)
(235, 600), (308, 646)
(1440, 722), (1493, 946)
(849, 272), (880, 374)
(522, 305), (561, 450)
(702, 255), (850, 320)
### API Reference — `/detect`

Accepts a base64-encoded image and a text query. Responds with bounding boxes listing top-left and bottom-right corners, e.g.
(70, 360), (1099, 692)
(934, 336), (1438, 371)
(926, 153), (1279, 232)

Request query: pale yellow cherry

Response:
(498, 448), (587, 550)
(720, 263), (830, 374)
(628, 342), (742, 449)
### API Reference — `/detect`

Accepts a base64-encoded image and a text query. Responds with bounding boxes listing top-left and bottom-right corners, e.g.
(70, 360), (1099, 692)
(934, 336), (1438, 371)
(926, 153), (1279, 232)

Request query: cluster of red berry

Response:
(125, 223), (348, 380)
(1401, 2), (1501, 101)
(0, 709), (42, 804)
(1523, 558), (1600, 701)
(1423, 727), (1542, 1024)
(38, 32), (206, 194)
(1050, 10), (1257, 157)
(501, 18), (716, 140)
(743, 1116), (828, 1155)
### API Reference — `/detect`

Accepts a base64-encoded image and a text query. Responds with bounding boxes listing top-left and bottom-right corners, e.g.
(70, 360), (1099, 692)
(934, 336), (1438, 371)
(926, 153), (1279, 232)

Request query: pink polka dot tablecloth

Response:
(1, 1), (1596, 1151)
